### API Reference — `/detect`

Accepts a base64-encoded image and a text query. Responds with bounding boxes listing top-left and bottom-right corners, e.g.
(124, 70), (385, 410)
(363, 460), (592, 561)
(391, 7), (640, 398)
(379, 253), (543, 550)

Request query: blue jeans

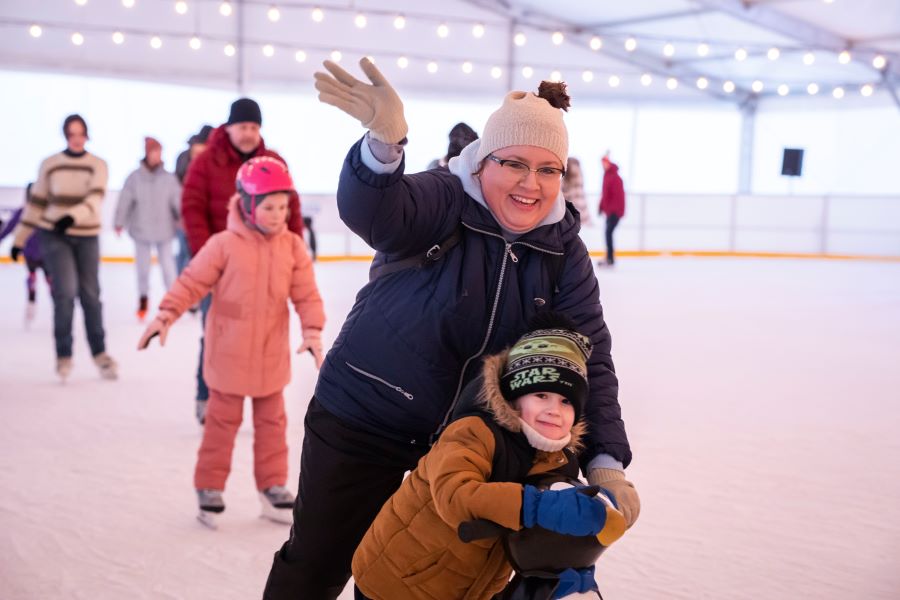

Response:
(175, 229), (191, 274)
(196, 293), (212, 401)
(38, 231), (106, 358)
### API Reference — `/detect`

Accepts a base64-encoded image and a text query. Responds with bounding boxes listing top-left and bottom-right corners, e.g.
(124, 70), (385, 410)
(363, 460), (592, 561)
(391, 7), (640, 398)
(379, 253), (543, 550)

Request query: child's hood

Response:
(479, 350), (585, 453)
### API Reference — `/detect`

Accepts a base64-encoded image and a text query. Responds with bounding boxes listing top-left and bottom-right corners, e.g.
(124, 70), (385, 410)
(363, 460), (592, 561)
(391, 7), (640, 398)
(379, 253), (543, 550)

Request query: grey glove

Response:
(588, 468), (641, 529)
(314, 57), (408, 144)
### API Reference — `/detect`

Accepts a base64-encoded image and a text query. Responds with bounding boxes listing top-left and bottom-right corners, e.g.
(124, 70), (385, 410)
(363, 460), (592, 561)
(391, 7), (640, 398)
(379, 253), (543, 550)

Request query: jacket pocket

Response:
(400, 549), (450, 586)
(345, 361), (414, 400)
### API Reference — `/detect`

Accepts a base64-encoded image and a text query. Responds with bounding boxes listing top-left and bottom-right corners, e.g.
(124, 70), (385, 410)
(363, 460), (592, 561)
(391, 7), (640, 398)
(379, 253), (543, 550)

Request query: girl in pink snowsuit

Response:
(138, 157), (325, 526)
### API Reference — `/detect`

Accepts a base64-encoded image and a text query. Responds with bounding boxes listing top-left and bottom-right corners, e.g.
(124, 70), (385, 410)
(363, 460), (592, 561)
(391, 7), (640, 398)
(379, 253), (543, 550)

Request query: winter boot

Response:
(259, 485), (295, 524)
(93, 352), (118, 380)
(196, 399), (207, 425)
(137, 295), (148, 322)
(197, 489), (225, 529)
(56, 357), (73, 382)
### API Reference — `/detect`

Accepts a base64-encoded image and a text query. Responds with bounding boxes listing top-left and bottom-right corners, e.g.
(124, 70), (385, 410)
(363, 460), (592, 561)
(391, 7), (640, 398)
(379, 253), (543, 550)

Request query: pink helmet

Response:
(235, 156), (294, 223)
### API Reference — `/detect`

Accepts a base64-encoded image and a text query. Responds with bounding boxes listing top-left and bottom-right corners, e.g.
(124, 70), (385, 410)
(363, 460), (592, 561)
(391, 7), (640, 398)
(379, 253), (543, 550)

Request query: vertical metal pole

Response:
(738, 100), (756, 194)
(506, 19), (516, 91)
(237, 0), (248, 94)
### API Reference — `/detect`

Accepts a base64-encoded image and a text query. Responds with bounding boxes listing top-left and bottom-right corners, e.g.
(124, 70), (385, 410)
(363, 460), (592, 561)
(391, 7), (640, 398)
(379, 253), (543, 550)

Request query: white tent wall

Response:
(1, 69), (898, 259)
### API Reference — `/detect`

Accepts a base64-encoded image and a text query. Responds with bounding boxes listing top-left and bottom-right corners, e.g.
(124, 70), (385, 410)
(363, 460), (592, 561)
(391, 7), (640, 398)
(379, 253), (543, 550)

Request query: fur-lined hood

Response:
(478, 350), (586, 453)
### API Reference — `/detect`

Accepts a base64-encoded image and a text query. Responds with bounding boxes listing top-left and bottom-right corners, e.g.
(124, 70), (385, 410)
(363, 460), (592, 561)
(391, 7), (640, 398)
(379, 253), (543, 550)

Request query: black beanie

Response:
(227, 98), (262, 126)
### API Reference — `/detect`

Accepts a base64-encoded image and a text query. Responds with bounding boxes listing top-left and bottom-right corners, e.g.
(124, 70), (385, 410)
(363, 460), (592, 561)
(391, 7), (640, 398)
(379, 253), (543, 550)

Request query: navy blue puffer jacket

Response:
(314, 139), (631, 469)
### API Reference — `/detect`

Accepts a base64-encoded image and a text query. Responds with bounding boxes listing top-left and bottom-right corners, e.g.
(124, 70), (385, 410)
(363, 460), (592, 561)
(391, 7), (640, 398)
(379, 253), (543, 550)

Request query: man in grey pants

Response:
(10, 114), (117, 381)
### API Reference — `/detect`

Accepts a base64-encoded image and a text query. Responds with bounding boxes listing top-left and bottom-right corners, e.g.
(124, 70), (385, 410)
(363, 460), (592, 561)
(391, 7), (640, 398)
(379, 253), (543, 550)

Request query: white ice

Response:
(1, 257), (899, 599)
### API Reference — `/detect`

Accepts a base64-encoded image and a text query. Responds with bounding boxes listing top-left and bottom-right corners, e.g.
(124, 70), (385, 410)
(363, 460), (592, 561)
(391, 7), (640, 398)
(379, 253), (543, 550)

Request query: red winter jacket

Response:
(599, 163), (625, 218)
(181, 125), (302, 255)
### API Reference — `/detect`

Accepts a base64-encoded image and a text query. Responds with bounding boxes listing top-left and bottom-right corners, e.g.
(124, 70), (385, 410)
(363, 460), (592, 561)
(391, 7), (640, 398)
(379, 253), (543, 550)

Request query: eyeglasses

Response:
(486, 154), (566, 180)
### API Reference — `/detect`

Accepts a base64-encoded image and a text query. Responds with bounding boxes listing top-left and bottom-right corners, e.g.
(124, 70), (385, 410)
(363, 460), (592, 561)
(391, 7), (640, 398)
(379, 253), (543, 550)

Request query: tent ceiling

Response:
(1, 0), (897, 106)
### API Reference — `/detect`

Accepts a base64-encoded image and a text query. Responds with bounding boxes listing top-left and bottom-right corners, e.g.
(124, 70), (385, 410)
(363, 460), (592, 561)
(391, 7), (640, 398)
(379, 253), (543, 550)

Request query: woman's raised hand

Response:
(313, 57), (408, 144)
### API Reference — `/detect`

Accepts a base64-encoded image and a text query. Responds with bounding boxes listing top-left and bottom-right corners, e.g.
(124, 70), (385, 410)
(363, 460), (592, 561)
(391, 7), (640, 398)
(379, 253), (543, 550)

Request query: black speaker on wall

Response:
(781, 148), (804, 177)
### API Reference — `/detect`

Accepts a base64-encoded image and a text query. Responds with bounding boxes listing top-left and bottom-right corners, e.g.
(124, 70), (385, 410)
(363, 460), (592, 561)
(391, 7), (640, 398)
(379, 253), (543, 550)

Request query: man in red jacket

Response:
(598, 154), (625, 267)
(181, 97), (303, 423)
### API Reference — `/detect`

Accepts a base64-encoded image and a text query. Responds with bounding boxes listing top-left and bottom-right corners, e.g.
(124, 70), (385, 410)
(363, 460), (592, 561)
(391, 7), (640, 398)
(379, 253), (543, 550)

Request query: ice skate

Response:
(56, 357), (73, 382)
(195, 399), (207, 426)
(136, 295), (148, 322)
(25, 301), (37, 324)
(259, 485), (295, 524)
(93, 352), (118, 380)
(197, 489), (225, 529)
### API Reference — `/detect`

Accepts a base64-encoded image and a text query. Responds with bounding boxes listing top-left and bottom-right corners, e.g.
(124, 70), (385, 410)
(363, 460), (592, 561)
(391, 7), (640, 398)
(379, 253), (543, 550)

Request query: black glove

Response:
(11, 246), (22, 262)
(54, 215), (75, 235)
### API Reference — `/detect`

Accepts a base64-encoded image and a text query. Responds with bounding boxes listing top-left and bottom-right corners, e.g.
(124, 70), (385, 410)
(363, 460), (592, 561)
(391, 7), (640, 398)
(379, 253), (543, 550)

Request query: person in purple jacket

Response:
(263, 58), (640, 600)
(1, 184), (49, 323)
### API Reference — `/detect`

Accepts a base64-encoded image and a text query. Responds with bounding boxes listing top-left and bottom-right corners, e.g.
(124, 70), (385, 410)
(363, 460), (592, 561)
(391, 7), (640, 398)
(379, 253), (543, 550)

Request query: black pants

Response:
(263, 397), (429, 599)
(604, 214), (621, 265)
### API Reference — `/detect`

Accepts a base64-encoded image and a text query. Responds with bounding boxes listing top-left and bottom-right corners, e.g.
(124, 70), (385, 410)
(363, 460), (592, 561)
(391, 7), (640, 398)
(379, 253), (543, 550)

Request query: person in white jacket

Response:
(115, 137), (182, 320)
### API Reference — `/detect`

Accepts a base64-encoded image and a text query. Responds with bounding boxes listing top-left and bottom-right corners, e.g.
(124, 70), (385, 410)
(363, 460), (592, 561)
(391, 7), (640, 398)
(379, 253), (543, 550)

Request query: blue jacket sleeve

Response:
(336, 137), (466, 257)
(554, 236), (632, 470)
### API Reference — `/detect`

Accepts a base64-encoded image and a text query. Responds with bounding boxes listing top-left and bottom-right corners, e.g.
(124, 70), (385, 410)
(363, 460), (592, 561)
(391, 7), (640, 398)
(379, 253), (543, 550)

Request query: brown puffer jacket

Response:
(352, 352), (586, 600)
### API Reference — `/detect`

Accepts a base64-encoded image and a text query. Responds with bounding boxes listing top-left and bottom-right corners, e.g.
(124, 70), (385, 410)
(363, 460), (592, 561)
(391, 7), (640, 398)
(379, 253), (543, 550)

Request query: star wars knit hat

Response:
(500, 316), (592, 422)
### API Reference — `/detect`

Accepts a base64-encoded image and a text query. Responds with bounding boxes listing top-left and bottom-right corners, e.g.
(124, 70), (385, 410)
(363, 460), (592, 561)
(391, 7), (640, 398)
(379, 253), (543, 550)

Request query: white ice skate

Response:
(93, 352), (118, 381)
(56, 357), (73, 383)
(259, 485), (295, 524)
(197, 489), (225, 530)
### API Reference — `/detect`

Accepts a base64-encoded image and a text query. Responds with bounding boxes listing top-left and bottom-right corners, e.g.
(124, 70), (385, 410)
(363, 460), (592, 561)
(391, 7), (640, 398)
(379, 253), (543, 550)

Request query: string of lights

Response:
(9, 0), (896, 101)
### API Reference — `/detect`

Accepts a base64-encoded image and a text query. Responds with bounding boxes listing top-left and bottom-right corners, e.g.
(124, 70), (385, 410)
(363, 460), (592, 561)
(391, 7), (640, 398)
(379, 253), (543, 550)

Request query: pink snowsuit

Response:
(155, 200), (325, 491)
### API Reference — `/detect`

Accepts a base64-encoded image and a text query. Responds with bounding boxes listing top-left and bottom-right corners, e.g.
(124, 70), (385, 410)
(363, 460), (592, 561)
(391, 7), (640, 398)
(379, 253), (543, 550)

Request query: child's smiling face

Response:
(516, 391), (574, 440)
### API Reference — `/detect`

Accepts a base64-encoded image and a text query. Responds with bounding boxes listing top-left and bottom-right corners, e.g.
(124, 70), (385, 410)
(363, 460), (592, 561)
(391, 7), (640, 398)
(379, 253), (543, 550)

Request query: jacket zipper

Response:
(345, 361), (414, 400)
(430, 223), (562, 443)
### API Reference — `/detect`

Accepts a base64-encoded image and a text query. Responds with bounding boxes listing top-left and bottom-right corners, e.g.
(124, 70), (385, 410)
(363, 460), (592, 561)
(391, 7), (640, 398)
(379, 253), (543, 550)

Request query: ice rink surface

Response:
(1, 257), (899, 599)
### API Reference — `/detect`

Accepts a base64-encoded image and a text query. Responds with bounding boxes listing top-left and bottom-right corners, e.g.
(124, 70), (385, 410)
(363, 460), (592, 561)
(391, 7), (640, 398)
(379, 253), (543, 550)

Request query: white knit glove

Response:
(313, 57), (408, 144)
(297, 328), (324, 369)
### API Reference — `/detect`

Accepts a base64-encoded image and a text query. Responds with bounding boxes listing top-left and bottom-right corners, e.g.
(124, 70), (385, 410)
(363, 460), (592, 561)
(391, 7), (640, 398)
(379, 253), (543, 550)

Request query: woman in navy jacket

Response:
(264, 58), (640, 600)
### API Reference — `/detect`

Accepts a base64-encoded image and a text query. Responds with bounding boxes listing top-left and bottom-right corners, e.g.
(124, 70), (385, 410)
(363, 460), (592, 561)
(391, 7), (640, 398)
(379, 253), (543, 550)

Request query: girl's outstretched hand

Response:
(297, 328), (324, 369)
(138, 318), (170, 350)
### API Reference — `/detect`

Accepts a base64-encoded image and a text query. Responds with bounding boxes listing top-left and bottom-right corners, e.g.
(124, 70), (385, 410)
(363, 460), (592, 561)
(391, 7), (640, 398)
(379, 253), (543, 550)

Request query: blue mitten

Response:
(553, 566), (599, 598)
(521, 485), (607, 536)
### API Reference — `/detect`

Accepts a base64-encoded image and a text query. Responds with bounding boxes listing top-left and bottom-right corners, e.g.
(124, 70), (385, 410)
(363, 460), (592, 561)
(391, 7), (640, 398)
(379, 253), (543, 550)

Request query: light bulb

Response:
(354, 14), (366, 28)
(224, 43), (235, 56)
(461, 61), (473, 74)
(873, 55), (887, 70)
(777, 84), (789, 96)
(838, 50), (851, 64)
(514, 33), (526, 47)
(394, 15), (406, 30)
(803, 52), (815, 65)
(807, 83), (819, 95)
(767, 47), (780, 60)
(427, 61), (438, 74)
(472, 23), (485, 38)
(74, 0), (87, 5)
(590, 36), (602, 51)
(552, 31), (564, 45)
(723, 81), (735, 93)
(832, 87), (844, 99)
(397, 56), (408, 69)
(219, 1), (232, 16)
(175, 1), (188, 15)
(861, 84), (873, 97)
(582, 70), (594, 83)
(122, 0), (135, 7)
(112, 31), (125, 44)
(640, 74), (652, 86)
(625, 37), (637, 52)
(696, 77), (708, 89)
(268, 6), (281, 22)
(437, 24), (449, 38)
(522, 66), (533, 78)
(29, 24), (42, 38)
(311, 7), (323, 22)
(734, 48), (748, 61)
(71, 32), (84, 45)
(330, 50), (341, 62)
(751, 80), (764, 93)
(666, 77), (678, 90)
(262, 44), (274, 57)
(550, 70), (562, 82)
(697, 43), (709, 57)
(150, 36), (162, 49)
(608, 75), (620, 88)
(189, 36), (201, 50)
(491, 66), (502, 79)
(663, 43), (675, 57)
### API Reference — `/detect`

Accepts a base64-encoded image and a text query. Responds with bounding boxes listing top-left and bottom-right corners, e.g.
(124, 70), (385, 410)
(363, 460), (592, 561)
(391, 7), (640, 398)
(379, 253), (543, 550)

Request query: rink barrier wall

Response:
(2, 188), (899, 262)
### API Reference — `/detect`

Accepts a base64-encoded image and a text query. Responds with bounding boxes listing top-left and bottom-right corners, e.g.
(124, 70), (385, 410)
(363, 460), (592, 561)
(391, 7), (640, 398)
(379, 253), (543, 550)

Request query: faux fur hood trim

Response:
(479, 351), (585, 453)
